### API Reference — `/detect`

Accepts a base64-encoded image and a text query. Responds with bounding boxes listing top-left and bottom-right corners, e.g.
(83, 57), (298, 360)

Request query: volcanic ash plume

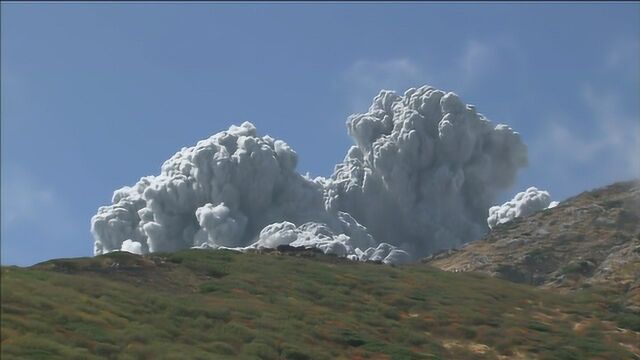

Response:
(325, 86), (528, 256)
(92, 85), (530, 262)
(90, 122), (399, 261)
(92, 122), (327, 254)
(487, 187), (558, 229)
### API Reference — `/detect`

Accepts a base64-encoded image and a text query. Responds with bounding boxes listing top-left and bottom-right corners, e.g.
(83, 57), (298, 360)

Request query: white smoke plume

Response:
(324, 86), (527, 255)
(120, 239), (143, 255)
(487, 187), (558, 229)
(93, 85), (529, 262)
(92, 122), (392, 260)
(245, 217), (410, 264)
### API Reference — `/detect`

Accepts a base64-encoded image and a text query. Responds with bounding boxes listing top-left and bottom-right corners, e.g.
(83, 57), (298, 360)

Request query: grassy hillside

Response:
(2, 249), (639, 359)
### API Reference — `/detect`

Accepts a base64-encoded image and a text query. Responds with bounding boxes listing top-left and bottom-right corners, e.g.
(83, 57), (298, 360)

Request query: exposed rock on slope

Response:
(424, 180), (640, 311)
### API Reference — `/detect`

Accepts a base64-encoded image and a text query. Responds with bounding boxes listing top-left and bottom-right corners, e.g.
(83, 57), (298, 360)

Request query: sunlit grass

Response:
(1, 249), (637, 359)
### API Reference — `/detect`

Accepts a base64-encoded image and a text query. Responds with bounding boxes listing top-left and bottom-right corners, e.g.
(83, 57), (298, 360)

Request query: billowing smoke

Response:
(92, 85), (529, 262)
(324, 86), (527, 255)
(91, 122), (403, 261)
(120, 239), (143, 255)
(93, 122), (333, 254)
(246, 215), (410, 264)
(487, 187), (558, 229)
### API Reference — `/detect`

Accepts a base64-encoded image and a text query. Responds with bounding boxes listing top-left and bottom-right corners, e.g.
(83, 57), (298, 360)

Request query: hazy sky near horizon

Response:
(2, 3), (639, 266)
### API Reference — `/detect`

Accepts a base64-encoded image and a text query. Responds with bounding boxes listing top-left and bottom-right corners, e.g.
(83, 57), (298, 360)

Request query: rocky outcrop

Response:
(424, 180), (640, 311)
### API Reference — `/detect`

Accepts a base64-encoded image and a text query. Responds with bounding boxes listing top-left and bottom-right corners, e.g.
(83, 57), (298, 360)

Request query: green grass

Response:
(1, 249), (638, 359)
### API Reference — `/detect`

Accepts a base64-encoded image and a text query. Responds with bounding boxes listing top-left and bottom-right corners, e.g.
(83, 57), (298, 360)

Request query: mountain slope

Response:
(425, 180), (640, 313)
(2, 249), (639, 359)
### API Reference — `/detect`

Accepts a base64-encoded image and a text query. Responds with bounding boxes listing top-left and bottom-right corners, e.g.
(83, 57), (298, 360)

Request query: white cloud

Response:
(346, 58), (423, 88)
(582, 86), (640, 177)
(532, 85), (640, 181)
(605, 38), (640, 79)
(457, 40), (496, 86)
(343, 58), (427, 111)
(2, 167), (56, 225)
(342, 39), (516, 108)
(1, 166), (76, 238)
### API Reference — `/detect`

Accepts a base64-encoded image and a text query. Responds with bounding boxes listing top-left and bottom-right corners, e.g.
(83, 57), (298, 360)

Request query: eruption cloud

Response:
(487, 187), (558, 229)
(92, 85), (529, 263)
(325, 86), (527, 255)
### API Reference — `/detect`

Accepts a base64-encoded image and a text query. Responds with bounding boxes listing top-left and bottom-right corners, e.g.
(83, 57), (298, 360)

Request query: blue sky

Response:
(2, 3), (639, 266)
